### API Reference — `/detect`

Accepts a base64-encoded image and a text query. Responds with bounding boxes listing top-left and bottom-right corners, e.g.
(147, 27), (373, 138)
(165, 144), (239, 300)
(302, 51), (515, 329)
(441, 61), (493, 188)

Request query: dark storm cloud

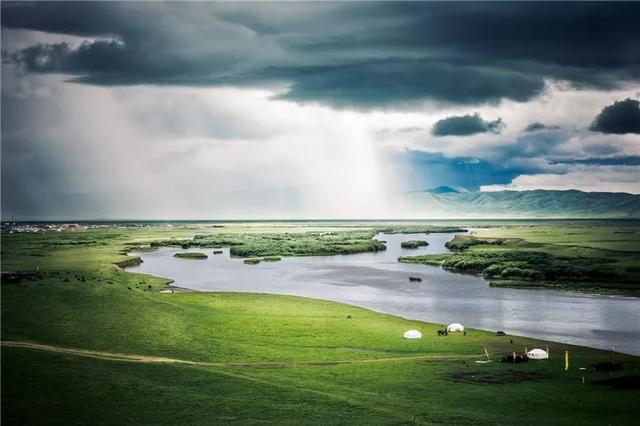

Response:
(589, 98), (640, 134)
(2, 1), (640, 108)
(524, 122), (560, 132)
(432, 114), (503, 136)
(272, 61), (544, 108)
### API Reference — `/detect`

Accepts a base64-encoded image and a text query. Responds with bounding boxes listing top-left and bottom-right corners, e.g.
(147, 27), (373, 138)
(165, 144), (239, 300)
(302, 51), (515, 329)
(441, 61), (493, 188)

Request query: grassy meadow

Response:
(400, 221), (640, 293)
(2, 221), (639, 424)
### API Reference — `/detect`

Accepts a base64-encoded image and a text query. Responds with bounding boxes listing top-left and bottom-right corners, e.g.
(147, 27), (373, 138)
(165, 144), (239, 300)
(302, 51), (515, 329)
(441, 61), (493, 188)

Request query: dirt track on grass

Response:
(2, 340), (483, 368)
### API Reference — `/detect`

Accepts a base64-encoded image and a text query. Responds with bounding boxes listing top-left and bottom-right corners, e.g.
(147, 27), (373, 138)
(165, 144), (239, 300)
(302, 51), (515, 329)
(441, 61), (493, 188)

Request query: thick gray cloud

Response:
(524, 122), (560, 132)
(272, 61), (544, 108)
(2, 2), (639, 108)
(590, 98), (640, 134)
(432, 114), (504, 136)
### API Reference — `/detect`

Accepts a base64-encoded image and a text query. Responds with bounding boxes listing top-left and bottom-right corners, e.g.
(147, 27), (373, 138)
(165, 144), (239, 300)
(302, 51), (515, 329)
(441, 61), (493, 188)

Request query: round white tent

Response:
(527, 348), (549, 359)
(446, 323), (464, 332)
(403, 330), (422, 339)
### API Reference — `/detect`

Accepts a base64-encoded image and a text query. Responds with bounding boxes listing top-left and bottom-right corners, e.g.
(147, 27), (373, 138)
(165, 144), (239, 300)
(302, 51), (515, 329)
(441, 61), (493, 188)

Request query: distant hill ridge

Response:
(414, 186), (466, 194)
(406, 189), (640, 218)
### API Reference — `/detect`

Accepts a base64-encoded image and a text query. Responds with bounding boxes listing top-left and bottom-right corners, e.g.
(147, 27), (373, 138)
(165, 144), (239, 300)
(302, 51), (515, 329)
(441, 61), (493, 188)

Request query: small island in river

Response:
(401, 240), (430, 249)
(173, 252), (208, 260)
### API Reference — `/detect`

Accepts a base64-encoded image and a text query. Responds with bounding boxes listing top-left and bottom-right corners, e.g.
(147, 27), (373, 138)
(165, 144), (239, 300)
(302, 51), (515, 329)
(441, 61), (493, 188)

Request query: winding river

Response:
(128, 232), (640, 355)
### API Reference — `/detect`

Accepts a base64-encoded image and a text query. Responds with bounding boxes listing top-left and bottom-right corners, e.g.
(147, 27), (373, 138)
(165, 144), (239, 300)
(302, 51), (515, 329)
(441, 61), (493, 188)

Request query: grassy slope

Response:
(400, 222), (640, 293)
(2, 223), (639, 424)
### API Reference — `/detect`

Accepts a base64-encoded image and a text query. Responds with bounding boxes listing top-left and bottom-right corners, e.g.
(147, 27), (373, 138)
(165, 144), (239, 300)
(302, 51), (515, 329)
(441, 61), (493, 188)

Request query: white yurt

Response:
(403, 330), (422, 339)
(527, 348), (549, 360)
(446, 323), (465, 332)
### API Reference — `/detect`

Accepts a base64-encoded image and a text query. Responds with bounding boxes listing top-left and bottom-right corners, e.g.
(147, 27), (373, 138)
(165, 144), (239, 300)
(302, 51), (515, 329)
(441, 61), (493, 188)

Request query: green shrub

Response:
(401, 240), (429, 249)
(173, 252), (208, 260)
(401, 250), (625, 285)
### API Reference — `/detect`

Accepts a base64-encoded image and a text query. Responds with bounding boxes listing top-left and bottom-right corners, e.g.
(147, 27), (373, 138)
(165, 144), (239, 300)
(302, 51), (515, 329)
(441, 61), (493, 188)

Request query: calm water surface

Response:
(128, 232), (640, 355)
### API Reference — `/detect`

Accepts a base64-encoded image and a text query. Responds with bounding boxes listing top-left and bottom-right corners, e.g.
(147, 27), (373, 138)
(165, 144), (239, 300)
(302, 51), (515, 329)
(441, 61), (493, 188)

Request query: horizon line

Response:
(3, 217), (639, 223)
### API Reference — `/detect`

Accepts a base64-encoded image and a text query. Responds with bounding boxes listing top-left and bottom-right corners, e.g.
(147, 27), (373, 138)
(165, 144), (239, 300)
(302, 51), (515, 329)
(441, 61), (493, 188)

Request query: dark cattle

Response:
(501, 353), (529, 363)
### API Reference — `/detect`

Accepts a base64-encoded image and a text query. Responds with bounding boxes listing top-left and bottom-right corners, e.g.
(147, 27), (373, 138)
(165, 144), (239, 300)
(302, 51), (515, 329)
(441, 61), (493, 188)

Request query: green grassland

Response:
(400, 222), (640, 294)
(473, 223), (640, 252)
(0, 224), (394, 272)
(2, 222), (639, 424)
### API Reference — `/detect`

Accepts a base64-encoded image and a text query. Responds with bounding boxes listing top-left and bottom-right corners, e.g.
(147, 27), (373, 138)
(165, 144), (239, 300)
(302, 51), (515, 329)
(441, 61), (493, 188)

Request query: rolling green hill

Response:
(407, 190), (640, 218)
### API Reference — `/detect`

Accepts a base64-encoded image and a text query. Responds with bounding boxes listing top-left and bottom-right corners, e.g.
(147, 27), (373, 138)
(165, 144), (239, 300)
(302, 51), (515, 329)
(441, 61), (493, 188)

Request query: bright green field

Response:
(2, 222), (639, 424)
(400, 221), (640, 293)
(473, 222), (640, 252)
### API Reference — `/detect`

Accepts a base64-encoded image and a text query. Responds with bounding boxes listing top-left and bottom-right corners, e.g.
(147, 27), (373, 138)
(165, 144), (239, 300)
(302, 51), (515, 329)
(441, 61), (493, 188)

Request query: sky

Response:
(1, 1), (640, 219)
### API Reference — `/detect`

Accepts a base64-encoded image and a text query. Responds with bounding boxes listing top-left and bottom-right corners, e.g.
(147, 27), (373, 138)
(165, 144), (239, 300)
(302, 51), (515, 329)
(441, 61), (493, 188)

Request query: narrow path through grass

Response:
(2, 340), (483, 368)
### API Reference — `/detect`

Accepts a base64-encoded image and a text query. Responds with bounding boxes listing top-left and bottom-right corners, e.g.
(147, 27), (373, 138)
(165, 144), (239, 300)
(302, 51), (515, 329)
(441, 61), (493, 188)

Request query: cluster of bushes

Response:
(229, 238), (386, 257)
(444, 235), (521, 251)
(378, 225), (466, 234)
(173, 252), (208, 260)
(400, 240), (429, 249)
(400, 251), (625, 283)
(151, 230), (387, 258)
(152, 237), (240, 248)
(115, 257), (143, 268)
(262, 256), (282, 262)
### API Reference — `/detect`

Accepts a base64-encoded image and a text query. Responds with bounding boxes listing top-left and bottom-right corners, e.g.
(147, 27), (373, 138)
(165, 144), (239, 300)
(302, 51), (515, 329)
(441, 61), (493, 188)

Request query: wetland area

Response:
(129, 230), (640, 355)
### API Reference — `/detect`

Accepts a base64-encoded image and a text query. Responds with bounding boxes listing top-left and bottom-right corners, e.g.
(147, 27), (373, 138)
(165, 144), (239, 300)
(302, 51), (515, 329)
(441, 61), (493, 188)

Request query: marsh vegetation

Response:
(400, 240), (429, 249)
(400, 227), (640, 293)
(146, 225), (466, 258)
(173, 252), (208, 259)
(154, 229), (388, 257)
